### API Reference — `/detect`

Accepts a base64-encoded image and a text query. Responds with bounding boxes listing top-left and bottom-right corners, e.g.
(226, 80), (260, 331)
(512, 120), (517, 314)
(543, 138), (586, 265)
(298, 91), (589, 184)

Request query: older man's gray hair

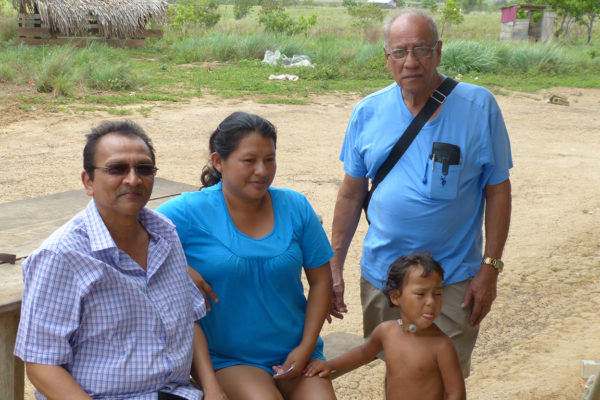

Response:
(383, 11), (440, 49)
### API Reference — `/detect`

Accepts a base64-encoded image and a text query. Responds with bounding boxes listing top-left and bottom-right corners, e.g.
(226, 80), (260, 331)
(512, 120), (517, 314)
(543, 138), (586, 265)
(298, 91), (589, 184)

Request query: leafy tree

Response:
(421, 0), (438, 13)
(346, 3), (384, 31)
(169, 0), (221, 31)
(440, 0), (464, 38)
(259, 0), (285, 14)
(258, 10), (317, 35)
(462, 0), (477, 13)
(233, 0), (256, 19)
(546, 0), (599, 43)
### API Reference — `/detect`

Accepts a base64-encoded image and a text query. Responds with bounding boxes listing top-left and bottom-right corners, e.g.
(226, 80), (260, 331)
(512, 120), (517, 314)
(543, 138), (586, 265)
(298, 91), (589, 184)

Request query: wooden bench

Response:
(0, 262), (24, 400)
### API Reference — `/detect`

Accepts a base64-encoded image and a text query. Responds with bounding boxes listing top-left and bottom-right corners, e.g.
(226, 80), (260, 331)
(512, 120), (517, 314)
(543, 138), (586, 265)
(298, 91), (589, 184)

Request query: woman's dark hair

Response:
(200, 112), (277, 188)
(384, 253), (444, 307)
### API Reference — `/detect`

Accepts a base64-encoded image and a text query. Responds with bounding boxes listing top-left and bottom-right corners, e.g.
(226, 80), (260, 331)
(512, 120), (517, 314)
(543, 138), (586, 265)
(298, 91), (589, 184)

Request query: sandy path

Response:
(1, 84), (599, 399)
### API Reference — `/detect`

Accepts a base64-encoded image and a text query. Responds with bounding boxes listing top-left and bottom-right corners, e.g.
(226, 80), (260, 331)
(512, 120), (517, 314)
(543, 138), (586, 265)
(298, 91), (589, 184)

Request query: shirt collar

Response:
(83, 199), (177, 254)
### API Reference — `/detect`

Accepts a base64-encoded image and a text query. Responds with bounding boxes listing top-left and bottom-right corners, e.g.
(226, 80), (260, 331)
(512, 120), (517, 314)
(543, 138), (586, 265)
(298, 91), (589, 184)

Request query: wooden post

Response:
(0, 309), (23, 400)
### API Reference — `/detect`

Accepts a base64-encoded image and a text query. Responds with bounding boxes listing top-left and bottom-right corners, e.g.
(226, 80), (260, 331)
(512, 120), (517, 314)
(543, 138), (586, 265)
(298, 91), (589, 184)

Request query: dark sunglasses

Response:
(93, 163), (158, 177)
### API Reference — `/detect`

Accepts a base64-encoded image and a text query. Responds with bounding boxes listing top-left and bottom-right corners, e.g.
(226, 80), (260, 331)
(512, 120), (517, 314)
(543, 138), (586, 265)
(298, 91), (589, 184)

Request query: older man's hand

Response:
(461, 264), (498, 326)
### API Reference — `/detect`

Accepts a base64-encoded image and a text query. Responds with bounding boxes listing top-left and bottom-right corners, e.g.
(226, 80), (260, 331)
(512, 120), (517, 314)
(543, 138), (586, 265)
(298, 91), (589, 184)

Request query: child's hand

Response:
(304, 359), (332, 378)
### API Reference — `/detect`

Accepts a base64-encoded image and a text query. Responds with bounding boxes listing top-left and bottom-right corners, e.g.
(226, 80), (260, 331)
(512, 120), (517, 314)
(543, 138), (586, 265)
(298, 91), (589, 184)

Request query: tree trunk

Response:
(586, 14), (595, 44)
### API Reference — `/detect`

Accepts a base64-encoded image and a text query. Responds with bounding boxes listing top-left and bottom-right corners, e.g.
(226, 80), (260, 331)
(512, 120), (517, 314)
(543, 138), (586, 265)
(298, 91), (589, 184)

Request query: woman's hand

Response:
(271, 345), (311, 380)
(188, 266), (218, 311)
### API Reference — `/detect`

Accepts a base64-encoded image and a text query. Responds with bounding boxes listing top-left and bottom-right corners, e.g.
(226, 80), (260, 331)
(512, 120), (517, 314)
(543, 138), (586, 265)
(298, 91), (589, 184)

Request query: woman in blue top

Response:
(157, 112), (336, 400)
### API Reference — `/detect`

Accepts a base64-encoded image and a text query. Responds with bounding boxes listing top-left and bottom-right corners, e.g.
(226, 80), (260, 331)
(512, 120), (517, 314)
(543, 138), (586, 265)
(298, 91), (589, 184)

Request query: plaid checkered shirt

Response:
(15, 200), (206, 400)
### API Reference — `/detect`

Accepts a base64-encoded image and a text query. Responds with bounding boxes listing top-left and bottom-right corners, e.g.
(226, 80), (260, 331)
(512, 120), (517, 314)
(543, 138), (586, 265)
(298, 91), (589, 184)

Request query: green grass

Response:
(0, 5), (599, 114)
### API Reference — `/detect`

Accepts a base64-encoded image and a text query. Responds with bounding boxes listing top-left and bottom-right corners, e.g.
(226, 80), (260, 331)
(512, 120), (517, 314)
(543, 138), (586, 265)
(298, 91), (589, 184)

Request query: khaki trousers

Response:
(360, 277), (479, 378)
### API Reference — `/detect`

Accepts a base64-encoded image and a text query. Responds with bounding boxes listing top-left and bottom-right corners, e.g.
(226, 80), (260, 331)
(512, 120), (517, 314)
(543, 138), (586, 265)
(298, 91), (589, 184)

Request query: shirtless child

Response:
(305, 253), (466, 400)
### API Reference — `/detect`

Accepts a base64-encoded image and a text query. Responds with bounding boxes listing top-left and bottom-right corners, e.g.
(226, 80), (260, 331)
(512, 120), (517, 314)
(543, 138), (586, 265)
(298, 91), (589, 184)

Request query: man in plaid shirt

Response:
(14, 121), (226, 400)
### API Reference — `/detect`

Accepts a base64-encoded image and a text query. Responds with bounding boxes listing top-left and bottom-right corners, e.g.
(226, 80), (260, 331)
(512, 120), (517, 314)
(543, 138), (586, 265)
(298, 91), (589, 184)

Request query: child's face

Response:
(390, 265), (443, 330)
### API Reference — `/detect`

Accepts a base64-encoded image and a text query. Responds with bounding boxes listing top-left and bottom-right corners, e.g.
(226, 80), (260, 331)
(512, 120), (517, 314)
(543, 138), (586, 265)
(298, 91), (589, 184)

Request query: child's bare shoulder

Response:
(377, 320), (402, 332)
(427, 325), (455, 350)
(371, 320), (401, 339)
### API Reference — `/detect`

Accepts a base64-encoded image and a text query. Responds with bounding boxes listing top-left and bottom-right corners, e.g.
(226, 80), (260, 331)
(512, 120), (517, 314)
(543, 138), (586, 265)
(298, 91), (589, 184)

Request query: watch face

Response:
(484, 257), (503, 271)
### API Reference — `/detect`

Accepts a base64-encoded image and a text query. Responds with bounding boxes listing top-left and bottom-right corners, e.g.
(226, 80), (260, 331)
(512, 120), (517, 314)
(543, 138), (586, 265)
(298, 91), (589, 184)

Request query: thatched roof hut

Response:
(13, 0), (168, 38)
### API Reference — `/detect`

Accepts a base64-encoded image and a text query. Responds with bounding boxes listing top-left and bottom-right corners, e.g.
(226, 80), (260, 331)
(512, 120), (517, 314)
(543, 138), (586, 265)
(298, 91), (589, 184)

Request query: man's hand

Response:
(327, 277), (347, 323)
(328, 174), (367, 322)
(461, 264), (498, 326)
(188, 266), (218, 311)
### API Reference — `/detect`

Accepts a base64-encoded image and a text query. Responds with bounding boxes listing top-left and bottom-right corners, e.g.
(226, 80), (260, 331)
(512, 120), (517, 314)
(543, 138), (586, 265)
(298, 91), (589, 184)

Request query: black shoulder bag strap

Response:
(363, 77), (458, 224)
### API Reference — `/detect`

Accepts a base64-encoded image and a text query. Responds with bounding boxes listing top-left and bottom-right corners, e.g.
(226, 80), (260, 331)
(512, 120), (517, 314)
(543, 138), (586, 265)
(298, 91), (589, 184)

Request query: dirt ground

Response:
(1, 83), (599, 400)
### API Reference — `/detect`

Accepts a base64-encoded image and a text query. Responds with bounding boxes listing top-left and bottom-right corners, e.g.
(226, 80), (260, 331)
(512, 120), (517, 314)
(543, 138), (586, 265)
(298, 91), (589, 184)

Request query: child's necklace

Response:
(397, 319), (418, 333)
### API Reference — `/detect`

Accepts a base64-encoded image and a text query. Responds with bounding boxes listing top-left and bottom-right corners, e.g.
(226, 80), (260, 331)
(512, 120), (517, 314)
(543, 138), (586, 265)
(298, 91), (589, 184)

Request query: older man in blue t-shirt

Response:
(329, 11), (512, 378)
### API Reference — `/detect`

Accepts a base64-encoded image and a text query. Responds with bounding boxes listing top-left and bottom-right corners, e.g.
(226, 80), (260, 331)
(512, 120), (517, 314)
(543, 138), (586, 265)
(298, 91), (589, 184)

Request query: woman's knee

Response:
(277, 375), (336, 400)
(216, 365), (284, 400)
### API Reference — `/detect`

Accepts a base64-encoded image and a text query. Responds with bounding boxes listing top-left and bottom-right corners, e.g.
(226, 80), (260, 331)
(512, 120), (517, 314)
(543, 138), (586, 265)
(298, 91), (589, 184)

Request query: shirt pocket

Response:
(422, 142), (462, 200)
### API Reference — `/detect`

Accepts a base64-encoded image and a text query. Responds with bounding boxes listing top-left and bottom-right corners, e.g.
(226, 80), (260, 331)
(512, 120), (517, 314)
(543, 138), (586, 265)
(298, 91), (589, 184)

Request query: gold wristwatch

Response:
(482, 257), (504, 273)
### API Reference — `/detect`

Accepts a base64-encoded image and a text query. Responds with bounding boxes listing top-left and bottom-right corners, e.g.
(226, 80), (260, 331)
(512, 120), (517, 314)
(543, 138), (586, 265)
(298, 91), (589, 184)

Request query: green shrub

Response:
(0, 61), (15, 82)
(441, 41), (496, 74)
(346, 4), (384, 31)
(495, 42), (573, 74)
(0, 15), (16, 41)
(35, 46), (79, 96)
(259, 10), (317, 35)
(169, 0), (221, 32)
(86, 62), (138, 91)
(233, 0), (256, 19)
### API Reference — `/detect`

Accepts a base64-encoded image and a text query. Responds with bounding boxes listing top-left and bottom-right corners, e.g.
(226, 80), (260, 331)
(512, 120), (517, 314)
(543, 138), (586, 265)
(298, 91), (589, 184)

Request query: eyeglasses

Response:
(386, 42), (439, 61)
(93, 163), (158, 177)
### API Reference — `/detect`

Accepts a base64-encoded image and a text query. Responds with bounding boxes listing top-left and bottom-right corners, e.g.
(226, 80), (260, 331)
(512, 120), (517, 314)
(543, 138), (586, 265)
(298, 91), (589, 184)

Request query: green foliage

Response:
(0, 60), (15, 82)
(35, 47), (79, 97)
(421, 0), (438, 13)
(0, 7), (598, 108)
(169, 0), (221, 32)
(233, 0), (256, 19)
(259, 10), (317, 35)
(0, 15), (16, 41)
(441, 40), (496, 74)
(440, 0), (464, 37)
(0, 0), (16, 16)
(346, 4), (384, 30)
(439, 40), (579, 76)
(544, 0), (599, 43)
(260, 0), (285, 14)
(341, 0), (357, 7)
(0, 1), (16, 41)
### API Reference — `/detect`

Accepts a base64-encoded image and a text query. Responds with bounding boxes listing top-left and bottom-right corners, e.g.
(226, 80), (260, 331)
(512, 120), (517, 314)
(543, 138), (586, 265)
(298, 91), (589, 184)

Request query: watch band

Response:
(482, 257), (504, 273)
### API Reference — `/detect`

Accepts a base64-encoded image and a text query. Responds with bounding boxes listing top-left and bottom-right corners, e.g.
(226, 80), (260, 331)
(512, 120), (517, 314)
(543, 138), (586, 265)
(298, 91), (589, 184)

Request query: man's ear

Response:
(435, 40), (443, 67)
(210, 152), (223, 174)
(82, 170), (94, 197)
(383, 47), (392, 72)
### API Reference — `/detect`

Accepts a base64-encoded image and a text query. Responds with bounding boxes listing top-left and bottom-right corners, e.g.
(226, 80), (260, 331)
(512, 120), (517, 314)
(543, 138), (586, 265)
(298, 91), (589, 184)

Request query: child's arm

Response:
(437, 337), (466, 400)
(305, 323), (385, 377)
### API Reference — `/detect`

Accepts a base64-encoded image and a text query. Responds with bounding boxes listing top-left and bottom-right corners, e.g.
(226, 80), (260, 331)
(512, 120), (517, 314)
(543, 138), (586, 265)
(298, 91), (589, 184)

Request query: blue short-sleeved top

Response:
(341, 81), (513, 288)
(157, 183), (333, 373)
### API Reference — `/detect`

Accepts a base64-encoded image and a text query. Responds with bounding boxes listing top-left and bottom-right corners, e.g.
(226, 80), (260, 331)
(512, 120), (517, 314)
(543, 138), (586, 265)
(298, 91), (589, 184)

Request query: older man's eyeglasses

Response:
(386, 42), (439, 61)
(94, 163), (158, 177)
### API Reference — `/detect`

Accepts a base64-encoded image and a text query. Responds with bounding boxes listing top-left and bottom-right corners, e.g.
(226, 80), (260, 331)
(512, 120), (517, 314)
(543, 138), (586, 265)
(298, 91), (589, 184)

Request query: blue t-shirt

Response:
(341, 81), (513, 288)
(156, 183), (333, 373)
